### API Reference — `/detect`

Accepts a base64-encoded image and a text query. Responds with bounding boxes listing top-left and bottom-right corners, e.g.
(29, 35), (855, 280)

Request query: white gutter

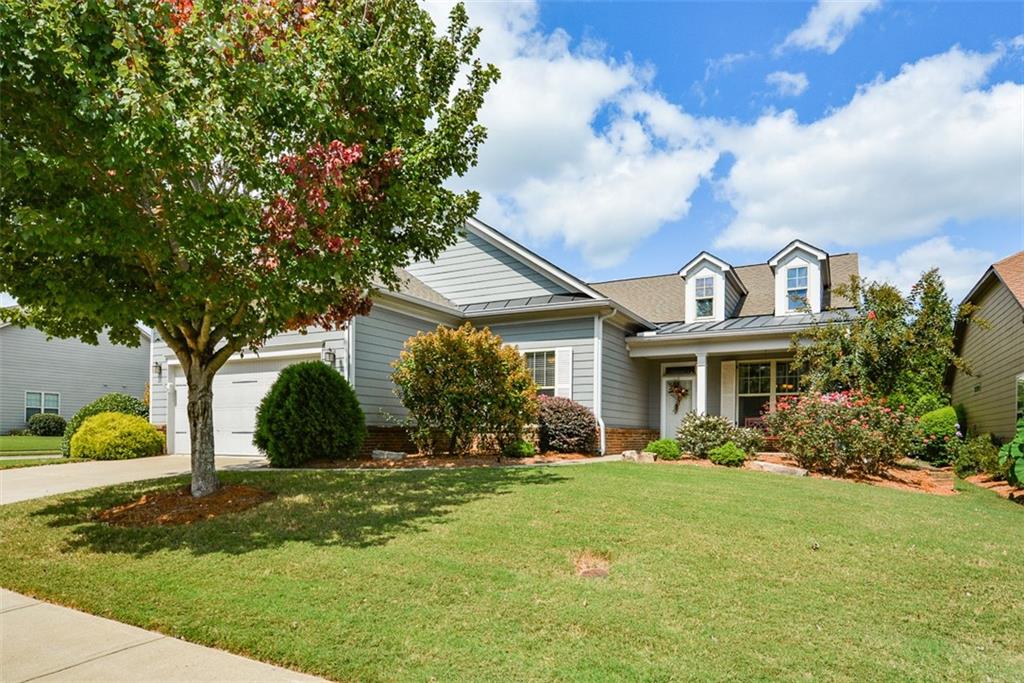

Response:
(593, 308), (617, 455)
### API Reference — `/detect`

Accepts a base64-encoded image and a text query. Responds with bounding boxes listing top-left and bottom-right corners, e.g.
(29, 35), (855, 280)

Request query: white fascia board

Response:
(465, 217), (605, 301)
(768, 240), (828, 268)
(678, 251), (733, 277)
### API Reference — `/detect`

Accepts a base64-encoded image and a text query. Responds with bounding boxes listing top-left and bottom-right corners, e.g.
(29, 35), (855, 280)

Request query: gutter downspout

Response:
(593, 308), (617, 455)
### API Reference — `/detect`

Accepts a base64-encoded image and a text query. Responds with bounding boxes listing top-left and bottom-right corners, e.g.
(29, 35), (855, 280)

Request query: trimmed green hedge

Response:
(62, 392), (148, 457)
(70, 412), (164, 460)
(917, 405), (960, 464)
(254, 362), (366, 467)
(28, 413), (66, 436)
(709, 441), (747, 467)
(644, 438), (681, 460)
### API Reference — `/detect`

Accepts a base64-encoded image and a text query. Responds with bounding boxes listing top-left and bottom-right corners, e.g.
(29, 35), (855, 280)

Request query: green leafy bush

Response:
(910, 394), (946, 418)
(709, 441), (747, 467)
(28, 413), (66, 436)
(676, 412), (736, 458)
(764, 391), (915, 476)
(953, 434), (1001, 478)
(538, 396), (597, 454)
(61, 392), (148, 457)
(392, 324), (538, 456)
(70, 412), (164, 460)
(998, 425), (1024, 488)
(502, 439), (536, 458)
(916, 406), (961, 464)
(644, 438), (681, 460)
(254, 362), (366, 467)
(732, 427), (765, 456)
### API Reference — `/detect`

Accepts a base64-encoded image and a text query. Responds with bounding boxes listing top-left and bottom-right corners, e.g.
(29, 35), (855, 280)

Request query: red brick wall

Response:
(359, 426), (418, 457)
(604, 427), (661, 454)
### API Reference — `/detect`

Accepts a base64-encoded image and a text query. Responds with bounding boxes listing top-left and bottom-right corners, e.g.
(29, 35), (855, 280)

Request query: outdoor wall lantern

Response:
(322, 346), (336, 368)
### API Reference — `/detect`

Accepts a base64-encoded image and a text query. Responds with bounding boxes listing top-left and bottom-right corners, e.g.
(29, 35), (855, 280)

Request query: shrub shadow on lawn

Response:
(30, 467), (566, 558)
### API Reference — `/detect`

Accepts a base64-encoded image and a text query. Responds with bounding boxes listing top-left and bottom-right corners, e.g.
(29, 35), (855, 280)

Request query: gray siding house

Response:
(0, 323), (150, 433)
(948, 251), (1024, 442)
(149, 218), (859, 455)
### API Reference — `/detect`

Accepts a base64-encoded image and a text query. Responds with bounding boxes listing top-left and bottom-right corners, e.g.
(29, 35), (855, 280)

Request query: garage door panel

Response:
(171, 355), (316, 455)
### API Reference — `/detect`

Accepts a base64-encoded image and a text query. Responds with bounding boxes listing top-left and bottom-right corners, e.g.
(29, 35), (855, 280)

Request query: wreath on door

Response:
(667, 380), (690, 414)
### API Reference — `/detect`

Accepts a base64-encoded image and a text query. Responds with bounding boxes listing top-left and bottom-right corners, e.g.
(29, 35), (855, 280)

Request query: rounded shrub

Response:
(709, 441), (747, 467)
(62, 392), (148, 457)
(917, 405), (960, 464)
(502, 439), (537, 458)
(676, 412), (736, 458)
(953, 434), (1001, 478)
(644, 438), (681, 460)
(254, 361), (366, 467)
(28, 413), (67, 436)
(70, 412), (164, 460)
(538, 396), (597, 454)
(732, 427), (765, 456)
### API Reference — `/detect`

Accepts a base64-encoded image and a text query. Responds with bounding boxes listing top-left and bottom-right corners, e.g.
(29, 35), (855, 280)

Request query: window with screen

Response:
(695, 276), (714, 318)
(524, 350), (557, 397)
(26, 392), (60, 421)
(787, 267), (808, 311)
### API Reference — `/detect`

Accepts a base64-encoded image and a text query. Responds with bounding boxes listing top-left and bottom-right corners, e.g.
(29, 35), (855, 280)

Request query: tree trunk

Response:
(186, 363), (219, 497)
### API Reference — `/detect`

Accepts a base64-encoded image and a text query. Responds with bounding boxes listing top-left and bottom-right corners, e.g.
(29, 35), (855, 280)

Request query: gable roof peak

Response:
(677, 250), (734, 277)
(768, 239), (829, 268)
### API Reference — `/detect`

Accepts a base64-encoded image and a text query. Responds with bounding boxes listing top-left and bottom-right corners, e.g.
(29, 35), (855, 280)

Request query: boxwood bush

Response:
(676, 412), (736, 458)
(70, 412), (164, 460)
(953, 434), (1001, 478)
(538, 396), (596, 454)
(916, 405), (960, 464)
(254, 361), (366, 467)
(502, 439), (537, 458)
(61, 392), (148, 457)
(28, 413), (66, 436)
(644, 438), (681, 460)
(709, 441), (747, 467)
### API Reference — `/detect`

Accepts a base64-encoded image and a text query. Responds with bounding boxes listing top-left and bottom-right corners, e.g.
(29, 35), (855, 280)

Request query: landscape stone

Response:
(371, 450), (406, 461)
(748, 460), (808, 477)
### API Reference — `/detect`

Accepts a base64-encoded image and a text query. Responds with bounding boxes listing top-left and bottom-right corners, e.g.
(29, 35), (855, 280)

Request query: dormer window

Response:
(786, 267), (808, 311)
(695, 277), (714, 318)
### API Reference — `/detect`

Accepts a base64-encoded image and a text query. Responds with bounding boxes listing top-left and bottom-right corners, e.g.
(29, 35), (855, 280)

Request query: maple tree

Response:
(0, 0), (498, 495)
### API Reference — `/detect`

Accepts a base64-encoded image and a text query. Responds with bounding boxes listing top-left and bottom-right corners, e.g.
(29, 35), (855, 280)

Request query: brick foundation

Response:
(604, 427), (661, 455)
(359, 426), (419, 457)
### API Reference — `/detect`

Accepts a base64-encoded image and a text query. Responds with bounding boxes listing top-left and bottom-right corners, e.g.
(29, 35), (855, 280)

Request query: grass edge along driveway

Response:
(1, 463), (1021, 682)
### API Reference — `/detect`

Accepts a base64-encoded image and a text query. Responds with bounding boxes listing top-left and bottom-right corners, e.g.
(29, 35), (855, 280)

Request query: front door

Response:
(662, 377), (693, 439)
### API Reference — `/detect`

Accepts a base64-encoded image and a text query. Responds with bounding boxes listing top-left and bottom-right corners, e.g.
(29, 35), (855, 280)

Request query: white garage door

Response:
(172, 356), (316, 456)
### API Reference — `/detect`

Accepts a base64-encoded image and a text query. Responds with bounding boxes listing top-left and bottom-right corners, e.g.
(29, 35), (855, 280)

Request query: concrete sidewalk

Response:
(0, 455), (267, 505)
(1, 589), (325, 682)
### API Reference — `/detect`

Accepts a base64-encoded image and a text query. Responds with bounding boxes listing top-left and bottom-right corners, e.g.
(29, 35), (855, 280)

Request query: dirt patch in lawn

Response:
(664, 453), (957, 496)
(95, 485), (274, 527)
(965, 474), (1023, 503)
(572, 548), (611, 578)
(305, 452), (593, 469)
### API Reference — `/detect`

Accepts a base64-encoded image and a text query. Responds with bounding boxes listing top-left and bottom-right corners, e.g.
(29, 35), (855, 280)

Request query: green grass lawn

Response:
(1, 464), (1021, 682)
(0, 434), (62, 454)
(0, 457), (78, 470)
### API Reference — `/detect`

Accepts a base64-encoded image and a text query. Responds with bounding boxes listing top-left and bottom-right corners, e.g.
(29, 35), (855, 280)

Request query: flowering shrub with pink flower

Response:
(764, 391), (916, 476)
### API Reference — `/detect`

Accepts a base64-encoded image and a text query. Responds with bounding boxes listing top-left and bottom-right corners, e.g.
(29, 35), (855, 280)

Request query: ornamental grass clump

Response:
(764, 390), (915, 477)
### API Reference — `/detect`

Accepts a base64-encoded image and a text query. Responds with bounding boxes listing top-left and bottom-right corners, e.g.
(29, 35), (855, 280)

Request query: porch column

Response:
(695, 352), (708, 415)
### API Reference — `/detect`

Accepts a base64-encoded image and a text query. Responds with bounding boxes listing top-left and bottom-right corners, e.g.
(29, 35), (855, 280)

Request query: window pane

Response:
(738, 396), (769, 426)
(25, 392), (41, 409)
(1017, 374), (1024, 421)
(787, 289), (807, 310)
(787, 267), (808, 288)
(695, 277), (714, 298)
(525, 351), (556, 391)
(775, 362), (802, 394)
(43, 393), (59, 410)
(696, 298), (713, 318)
(738, 363), (771, 395)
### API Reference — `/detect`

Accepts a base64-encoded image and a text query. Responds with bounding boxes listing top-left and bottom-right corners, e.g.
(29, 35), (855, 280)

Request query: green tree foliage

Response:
(392, 324), (539, 456)
(793, 269), (970, 403)
(0, 0), (497, 495)
(254, 362), (366, 467)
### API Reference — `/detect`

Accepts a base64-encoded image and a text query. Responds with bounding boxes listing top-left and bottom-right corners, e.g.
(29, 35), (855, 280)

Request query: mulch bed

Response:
(95, 484), (274, 527)
(665, 453), (957, 496)
(304, 452), (592, 469)
(965, 473), (1023, 503)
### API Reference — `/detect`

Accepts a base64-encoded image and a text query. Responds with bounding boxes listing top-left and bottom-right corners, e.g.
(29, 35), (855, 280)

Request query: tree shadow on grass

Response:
(28, 467), (567, 558)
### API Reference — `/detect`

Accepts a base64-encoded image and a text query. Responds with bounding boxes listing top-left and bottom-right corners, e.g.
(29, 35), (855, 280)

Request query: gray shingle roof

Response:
(375, 268), (460, 310)
(591, 253), (860, 323)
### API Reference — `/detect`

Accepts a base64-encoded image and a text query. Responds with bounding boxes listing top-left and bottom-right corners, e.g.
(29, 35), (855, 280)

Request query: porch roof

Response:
(639, 308), (853, 339)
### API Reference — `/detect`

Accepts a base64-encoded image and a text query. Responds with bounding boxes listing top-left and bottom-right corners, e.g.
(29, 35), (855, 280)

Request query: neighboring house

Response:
(148, 218), (858, 455)
(0, 321), (151, 434)
(948, 251), (1024, 442)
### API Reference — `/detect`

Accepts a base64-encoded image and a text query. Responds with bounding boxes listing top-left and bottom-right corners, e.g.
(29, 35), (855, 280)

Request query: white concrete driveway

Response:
(0, 455), (267, 505)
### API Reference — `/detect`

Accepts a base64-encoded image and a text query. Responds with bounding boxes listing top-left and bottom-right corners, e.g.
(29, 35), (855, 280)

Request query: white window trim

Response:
(523, 349), (558, 397)
(515, 345), (573, 399)
(25, 390), (60, 422)
(786, 266), (809, 312)
(694, 277), (715, 320)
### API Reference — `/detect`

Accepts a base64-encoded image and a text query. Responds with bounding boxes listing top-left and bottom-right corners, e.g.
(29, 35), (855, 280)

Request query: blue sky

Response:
(427, 1), (1024, 300)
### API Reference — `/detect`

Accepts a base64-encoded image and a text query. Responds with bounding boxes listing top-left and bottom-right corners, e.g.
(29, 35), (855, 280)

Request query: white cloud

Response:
(778, 0), (881, 55)
(766, 71), (810, 96)
(714, 45), (1023, 251)
(425, 1), (717, 268)
(862, 236), (995, 300)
